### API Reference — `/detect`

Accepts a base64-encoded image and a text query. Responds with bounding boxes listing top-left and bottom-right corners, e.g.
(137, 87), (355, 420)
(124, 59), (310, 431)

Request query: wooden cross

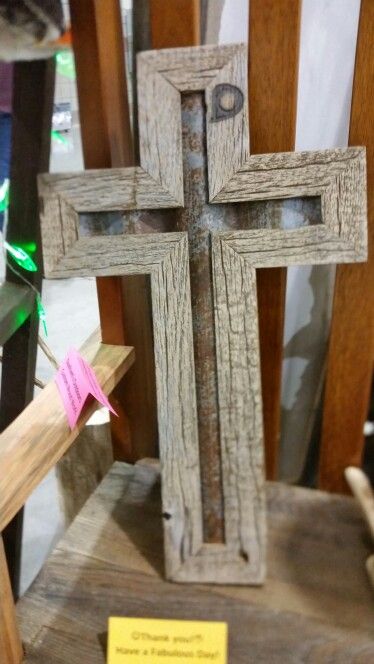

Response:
(39, 44), (367, 585)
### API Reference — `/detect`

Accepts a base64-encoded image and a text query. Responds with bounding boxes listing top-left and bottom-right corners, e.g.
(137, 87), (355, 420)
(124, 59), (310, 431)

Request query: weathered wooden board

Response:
(0, 332), (133, 664)
(16, 463), (374, 663)
(56, 421), (113, 527)
(0, 339), (134, 535)
(39, 44), (367, 584)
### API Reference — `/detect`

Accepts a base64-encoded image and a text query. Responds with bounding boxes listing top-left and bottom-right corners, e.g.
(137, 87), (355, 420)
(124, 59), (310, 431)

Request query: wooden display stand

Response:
(14, 462), (374, 662)
(0, 333), (134, 664)
(0, 368), (372, 661)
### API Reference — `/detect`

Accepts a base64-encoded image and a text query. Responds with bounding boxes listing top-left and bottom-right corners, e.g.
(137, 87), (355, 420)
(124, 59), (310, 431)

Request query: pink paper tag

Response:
(55, 348), (117, 429)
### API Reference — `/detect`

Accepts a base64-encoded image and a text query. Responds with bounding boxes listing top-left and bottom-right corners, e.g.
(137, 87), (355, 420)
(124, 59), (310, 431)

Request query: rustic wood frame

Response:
(39, 44), (367, 584)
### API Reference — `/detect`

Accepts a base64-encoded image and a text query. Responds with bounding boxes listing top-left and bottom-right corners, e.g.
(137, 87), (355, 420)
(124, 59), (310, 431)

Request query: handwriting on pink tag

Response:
(55, 348), (117, 429)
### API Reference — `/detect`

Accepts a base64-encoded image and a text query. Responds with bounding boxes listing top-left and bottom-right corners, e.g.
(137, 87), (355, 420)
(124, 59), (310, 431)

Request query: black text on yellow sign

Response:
(107, 617), (228, 663)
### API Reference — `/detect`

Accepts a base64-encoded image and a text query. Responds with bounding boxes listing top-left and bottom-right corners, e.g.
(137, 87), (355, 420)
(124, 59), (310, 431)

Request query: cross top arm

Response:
(39, 43), (367, 280)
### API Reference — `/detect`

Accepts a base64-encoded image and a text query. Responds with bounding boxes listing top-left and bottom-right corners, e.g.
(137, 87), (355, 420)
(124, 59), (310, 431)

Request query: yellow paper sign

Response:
(107, 617), (228, 663)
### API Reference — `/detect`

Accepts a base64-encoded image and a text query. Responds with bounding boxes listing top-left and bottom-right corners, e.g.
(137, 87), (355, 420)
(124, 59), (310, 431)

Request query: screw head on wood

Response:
(211, 83), (244, 122)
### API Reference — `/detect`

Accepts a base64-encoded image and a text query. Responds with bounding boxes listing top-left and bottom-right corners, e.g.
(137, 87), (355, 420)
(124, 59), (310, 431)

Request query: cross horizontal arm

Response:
(218, 225), (366, 268)
(39, 167), (182, 213)
(211, 146), (366, 202)
(42, 232), (186, 279)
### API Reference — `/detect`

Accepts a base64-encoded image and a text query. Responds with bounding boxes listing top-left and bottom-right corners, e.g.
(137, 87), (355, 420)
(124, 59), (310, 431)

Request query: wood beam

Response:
(319, 0), (374, 493)
(248, 0), (301, 479)
(0, 537), (22, 664)
(0, 339), (134, 535)
(69, 0), (158, 461)
(144, 0), (201, 464)
(150, 0), (201, 48)
(0, 60), (55, 599)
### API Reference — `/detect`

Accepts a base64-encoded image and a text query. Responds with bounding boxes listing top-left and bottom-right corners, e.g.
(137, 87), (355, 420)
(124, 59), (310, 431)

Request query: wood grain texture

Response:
(68, 0), (133, 170)
(71, 0), (201, 462)
(39, 167), (181, 211)
(319, 0), (374, 493)
(248, 0), (300, 156)
(135, 0), (196, 166)
(0, 537), (23, 664)
(212, 239), (265, 578)
(205, 46), (249, 200)
(41, 147), (367, 275)
(39, 45), (368, 584)
(248, 0), (301, 480)
(69, 0), (156, 463)
(150, 235), (203, 579)
(16, 463), (374, 663)
(150, 0), (200, 49)
(56, 422), (113, 527)
(212, 147), (366, 205)
(0, 340), (134, 535)
(220, 224), (365, 266)
(136, 60), (184, 205)
(0, 283), (35, 347)
(139, 43), (241, 91)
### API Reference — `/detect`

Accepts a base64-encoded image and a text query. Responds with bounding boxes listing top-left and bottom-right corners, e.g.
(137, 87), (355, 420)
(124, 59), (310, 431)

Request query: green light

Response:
(56, 51), (76, 80)
(0, 179), (9, 213)
(37, 294), (48, 336)
(4, 241), (38, 272)
(15, 306), (29, 329)
(51, 130), (69, 145)
(18, 241), (37, 254)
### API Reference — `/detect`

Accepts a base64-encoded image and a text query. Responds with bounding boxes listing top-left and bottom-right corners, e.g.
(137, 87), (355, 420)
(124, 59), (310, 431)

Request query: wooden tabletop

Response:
(17, 463), (373, 662)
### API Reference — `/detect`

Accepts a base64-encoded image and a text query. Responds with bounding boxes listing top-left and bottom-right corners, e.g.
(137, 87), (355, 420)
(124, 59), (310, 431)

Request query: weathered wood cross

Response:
(40, 45), (367, 584)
